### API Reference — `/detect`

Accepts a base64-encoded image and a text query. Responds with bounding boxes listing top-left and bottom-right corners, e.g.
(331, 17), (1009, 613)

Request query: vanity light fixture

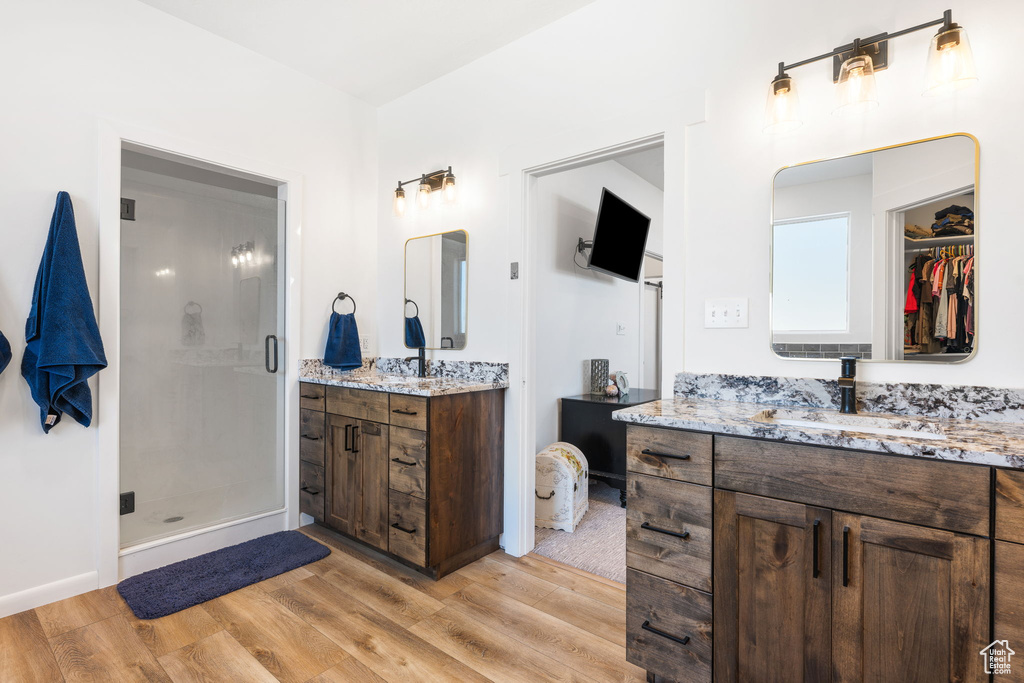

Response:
(392, 167), (457, 216)
(764, 9), (976, 131)
(231, 241), (255, 268)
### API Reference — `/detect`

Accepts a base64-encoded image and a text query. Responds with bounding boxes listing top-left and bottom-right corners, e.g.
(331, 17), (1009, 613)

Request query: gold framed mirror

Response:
(403, 229), (468, 350)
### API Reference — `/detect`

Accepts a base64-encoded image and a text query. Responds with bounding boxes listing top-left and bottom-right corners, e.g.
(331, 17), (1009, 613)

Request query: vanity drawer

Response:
(299, 409), (325, 467)
(390, 394), (428, 431)
(390, 426), (427, 499)
(389, 490), (427, 566)
(326, 386), (390, 423)
(299, 382), (325, 411)
(995, 541), (1024, 652)
(627, 426), (713, 486)
(626, 568), (712, 682)
(627, 473), (712, 593)
(715, 436), (991, 536)
(996, 469), (1024, 544)
(299, 461), (325, 521)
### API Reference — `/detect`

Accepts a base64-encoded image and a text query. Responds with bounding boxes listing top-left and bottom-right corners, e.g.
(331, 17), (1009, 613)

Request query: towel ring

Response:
(405, 298), (419, 318)
(333, 292), (356, 315)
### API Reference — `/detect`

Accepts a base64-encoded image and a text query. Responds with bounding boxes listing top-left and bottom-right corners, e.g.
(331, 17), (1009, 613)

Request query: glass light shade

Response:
(442, 174), (457, 203)
(924, 27), (977, 96)
(417, 182), (431, 209)
(245, 250), (253, 262)
(393, 188), (406, 217)
(763, 75), (802, 133)
(231, 254), (239, 267)
(834, 55), (879, 116)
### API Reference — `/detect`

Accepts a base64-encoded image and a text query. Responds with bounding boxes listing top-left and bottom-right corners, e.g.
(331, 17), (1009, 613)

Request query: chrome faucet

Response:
(405, 347), (426, 378)
(839, 356), (857, 414)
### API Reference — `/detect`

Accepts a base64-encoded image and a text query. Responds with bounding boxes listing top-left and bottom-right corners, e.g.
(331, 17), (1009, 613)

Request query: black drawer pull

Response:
(641, 620), (690, 646)
(300, 434), (321, 441)
(392, 457), (417, 467)
(641, 521), (690, 539)
(392, 408), (418, 416)
(842, 525), (850, 587)
(391, 523), (417, 534)
(535, 489), (555, 500)
(641, 448), (690, 461)
(300, 486), (320, 495)
(812, 519), (820, 578)
(300, 394), (321, 400)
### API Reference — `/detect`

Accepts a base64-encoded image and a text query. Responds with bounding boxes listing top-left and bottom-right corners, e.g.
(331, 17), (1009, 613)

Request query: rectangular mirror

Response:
(404, 229), (468, 350)
(771, 134), (977, 363)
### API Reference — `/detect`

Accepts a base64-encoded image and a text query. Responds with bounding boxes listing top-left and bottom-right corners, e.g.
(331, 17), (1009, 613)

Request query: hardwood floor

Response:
(0, 526), (644, 682)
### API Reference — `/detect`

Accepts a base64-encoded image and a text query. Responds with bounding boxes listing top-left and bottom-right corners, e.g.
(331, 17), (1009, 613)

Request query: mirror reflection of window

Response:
(772, 215), (850, 332)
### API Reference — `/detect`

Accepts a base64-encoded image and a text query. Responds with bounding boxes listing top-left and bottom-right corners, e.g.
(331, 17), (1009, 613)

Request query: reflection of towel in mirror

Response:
(181, 302), (205, 346)
(22, 191), (107, 433)
(0, 329), (11, 376)
(405, 315), (426, 348)
(324, 312), (362, 371)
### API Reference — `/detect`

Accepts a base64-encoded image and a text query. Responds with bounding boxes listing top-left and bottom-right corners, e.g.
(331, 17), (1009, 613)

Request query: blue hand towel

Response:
(323, 311), (362, 371)
(405, 315), (426, 348)
(22, 192), (107, 432)
(0, 329), (11, 376)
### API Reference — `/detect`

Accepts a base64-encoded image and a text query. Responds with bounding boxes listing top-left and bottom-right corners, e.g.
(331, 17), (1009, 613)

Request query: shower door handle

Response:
(265, 335), (279, 373)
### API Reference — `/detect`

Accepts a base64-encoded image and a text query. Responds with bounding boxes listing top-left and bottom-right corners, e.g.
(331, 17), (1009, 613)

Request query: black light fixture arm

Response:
(776, 9), (954, 76)
(395, 166), (454, 191)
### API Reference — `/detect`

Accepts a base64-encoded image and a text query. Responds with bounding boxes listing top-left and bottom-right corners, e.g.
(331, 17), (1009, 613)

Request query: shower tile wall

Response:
(119, 166), (283, 547)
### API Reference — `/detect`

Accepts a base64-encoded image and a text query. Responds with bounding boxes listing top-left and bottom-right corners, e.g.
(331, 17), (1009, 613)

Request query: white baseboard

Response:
(0, 571), (99, 619)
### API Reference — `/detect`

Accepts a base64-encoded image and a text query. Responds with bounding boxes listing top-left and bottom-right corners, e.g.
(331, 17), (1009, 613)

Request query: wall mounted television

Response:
(586, 187), (652, 283)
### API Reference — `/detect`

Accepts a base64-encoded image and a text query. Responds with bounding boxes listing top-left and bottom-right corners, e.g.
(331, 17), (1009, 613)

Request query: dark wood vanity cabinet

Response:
(299, 381), (504, 579)
(626, 424), (996, 683)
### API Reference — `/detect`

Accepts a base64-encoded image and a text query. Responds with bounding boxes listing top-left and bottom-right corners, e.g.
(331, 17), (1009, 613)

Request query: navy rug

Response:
(117, 530), (330, 619)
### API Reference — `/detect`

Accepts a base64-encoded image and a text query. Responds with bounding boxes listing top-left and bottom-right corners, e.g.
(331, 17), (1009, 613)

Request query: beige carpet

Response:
(533, 479), (626, 583)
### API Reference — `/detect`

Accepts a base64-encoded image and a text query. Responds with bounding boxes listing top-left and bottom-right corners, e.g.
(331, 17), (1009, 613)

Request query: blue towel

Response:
(0, 329), (11, 376)
(323, 311), (362, 371)
(405, 315), (426, 348)
(22, 192), (107, 432)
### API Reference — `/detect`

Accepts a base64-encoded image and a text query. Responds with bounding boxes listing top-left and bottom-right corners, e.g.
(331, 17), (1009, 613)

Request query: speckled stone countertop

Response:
(299, 358), (509, 397)
(613, 397), (1024, 469)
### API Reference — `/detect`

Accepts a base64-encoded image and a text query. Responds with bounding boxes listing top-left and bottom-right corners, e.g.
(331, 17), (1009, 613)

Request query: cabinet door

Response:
(353, 419), (389, 550)
(325, 413), (360, 536)
(714, 490), (831, 682)
(832, 514), (989, 683)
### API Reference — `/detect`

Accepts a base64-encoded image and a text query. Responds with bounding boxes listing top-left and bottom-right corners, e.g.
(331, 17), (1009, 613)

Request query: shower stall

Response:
(119, 149), (286, 548)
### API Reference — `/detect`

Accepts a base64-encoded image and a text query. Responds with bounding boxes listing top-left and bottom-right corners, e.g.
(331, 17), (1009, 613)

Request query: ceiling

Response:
(614, 146), (665, 191)
(136, 0), (596, 105)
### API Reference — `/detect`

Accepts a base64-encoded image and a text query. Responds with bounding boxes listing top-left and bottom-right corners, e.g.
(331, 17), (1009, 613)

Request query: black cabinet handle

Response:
(391, 522), (416, 534)
(535, 489), (555, 500)
(842, 525), (850, 587)
(641, 521), (690, 539)
(300, 393), (320, 400)
(300, 486), (320, 495)
(812, 519), (820, 578)
(343, 424), (351, 452)
(301, 434), (320, 441)
(641, 620), (690, 646)
(351, 425), (360, 454)
(641, 448), (690, 461)
(392, 457), (417, 466)
(264, 335), (279, 373)
(392, 409), (418, 416)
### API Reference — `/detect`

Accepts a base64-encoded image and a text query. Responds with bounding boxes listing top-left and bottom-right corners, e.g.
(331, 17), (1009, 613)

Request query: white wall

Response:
(533, 160), (664, 451)
(0, 0), (376, 611)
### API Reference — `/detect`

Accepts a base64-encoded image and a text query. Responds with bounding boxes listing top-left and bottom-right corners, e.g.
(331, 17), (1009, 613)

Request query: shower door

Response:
(119, 161), (285, 548)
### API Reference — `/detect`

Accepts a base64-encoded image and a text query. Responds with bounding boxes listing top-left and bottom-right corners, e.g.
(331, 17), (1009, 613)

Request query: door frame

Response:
(97, 121), (304, 586)
(497, 92), (705, 556)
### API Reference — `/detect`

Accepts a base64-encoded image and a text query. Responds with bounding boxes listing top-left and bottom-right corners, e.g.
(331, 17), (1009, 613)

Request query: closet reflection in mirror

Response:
(404, 229), (468, 350)
(771, 134), (977, 363)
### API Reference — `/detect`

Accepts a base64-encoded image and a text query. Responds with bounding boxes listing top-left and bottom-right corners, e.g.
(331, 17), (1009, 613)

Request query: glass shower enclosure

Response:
(119, 149), (285, 548)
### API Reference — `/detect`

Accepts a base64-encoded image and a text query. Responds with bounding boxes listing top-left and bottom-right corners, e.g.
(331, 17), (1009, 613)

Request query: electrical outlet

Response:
(705, 297), (749, 328)
(360, 336), (369, 351)
(616, 322), (626, 336)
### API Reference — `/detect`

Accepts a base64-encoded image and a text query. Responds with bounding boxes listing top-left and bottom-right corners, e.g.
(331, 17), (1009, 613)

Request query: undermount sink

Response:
(750, 408), (947, 441)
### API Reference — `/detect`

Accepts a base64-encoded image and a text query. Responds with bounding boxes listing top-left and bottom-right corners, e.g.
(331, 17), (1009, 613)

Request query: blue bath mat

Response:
(117, 530), (330, 619)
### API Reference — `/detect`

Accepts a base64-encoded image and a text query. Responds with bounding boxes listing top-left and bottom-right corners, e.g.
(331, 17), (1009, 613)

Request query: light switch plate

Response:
(705, 297), (749, 328)
(616, 322), (626, 336)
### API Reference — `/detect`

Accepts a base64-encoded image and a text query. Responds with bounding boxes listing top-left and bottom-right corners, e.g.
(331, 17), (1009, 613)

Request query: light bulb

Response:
(924, 26), (977, 96)
(231, 255), (239, 267)
(393, 187), (406, 217)
(417, 181), (431, 210)
(246, 250), (253, 262)
(834, 54), (879, 116)
(442, 173), (457, 203)
(763, 73), (802, 133)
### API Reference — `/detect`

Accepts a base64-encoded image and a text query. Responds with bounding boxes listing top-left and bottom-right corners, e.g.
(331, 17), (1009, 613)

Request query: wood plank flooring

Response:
(0, 526), (644, 682)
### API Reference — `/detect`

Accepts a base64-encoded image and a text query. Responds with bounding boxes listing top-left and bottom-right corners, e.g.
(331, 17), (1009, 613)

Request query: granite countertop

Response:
(299, 359), (508, 397)
(613, 397), (1024, 470)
